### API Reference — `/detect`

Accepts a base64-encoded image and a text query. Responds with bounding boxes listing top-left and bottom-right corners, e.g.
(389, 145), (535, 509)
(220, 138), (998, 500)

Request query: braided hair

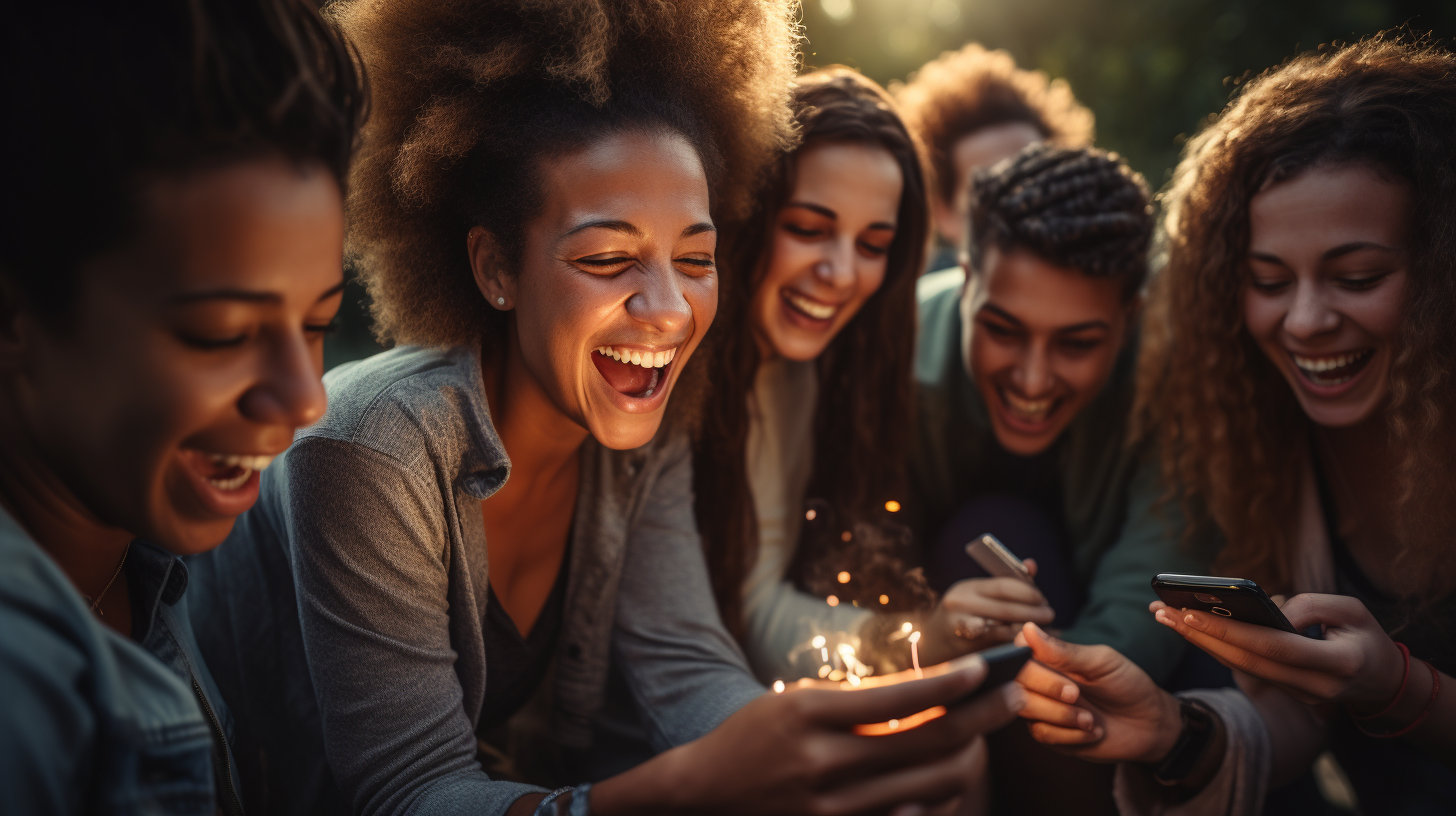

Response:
(968, 143), (1151, 301)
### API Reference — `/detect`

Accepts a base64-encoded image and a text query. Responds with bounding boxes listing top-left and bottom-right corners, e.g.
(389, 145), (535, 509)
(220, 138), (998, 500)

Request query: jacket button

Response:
(568, 643), (582, 660)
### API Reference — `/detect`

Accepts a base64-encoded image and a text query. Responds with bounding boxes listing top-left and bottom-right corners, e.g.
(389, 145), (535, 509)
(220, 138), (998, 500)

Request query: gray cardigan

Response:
(188, 345), (762, 816)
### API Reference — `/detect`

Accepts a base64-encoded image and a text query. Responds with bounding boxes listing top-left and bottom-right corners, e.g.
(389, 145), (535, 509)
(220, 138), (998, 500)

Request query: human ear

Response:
(467, 226), (517, 310)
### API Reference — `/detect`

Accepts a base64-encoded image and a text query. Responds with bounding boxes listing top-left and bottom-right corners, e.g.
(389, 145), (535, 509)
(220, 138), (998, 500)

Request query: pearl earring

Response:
(496, 296), (505, 306)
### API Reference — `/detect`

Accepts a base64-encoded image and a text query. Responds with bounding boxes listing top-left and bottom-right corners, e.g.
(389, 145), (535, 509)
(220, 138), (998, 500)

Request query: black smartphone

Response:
(947, 643), (1033, 706)
(1151, 574), (1314, 637)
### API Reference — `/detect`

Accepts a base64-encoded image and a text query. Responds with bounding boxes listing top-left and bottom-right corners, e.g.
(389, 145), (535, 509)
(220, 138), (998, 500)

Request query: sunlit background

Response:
(325, 0), (1456, 369)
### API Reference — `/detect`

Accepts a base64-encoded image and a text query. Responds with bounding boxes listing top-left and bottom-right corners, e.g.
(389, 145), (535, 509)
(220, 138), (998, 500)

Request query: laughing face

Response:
(963, 246), (1132, 456)
(1243, 163), (1411, 428)
(6, 159), (343, 554)
(482, 129), (717, 450)
(751, 141), (903, 361)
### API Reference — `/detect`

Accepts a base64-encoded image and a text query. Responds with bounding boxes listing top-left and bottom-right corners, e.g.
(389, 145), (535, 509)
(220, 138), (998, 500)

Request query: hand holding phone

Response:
(1150, 574), (1310, 636)
(966, 534), (1036, 586)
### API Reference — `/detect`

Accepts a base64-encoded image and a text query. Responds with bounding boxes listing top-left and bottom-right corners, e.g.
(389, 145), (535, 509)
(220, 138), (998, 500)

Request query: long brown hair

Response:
(1138, 34), (1456, 598)
(694, 67), (932, 639)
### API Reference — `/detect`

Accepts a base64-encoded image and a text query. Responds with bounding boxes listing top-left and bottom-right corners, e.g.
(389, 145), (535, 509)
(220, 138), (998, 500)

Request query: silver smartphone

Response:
(965, 534), (1035, 585)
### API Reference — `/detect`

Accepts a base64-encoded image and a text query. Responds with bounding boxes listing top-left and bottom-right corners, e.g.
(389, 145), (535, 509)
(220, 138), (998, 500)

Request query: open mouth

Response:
(1290, 348), (1374, 387)
(592, 344), (678, 399)
(180, 450), (275, 491)
(997, 386), (1062, 430)
(782, 289), (839, 323)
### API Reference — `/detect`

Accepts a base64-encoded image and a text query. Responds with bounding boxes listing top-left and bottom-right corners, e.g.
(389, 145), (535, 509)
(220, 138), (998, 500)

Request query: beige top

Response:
(741, 357), (873, 683)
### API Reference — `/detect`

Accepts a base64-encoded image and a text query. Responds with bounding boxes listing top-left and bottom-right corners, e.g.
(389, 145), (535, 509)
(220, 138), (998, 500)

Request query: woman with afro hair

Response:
(189, 2), (1021, 815)
(1016, 35), (1456, 814)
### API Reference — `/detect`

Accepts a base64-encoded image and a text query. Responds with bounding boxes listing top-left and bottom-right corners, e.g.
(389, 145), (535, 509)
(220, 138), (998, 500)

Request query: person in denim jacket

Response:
(0, 0), (364, 812)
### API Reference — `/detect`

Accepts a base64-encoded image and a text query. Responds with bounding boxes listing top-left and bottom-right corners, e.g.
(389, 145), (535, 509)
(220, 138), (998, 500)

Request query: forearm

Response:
(1236, 674), (1327, 788)
(589, 748), (690, 816)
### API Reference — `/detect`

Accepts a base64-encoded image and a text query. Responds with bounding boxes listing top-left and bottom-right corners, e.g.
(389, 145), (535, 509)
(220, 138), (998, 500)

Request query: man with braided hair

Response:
(907, 142), (1212, 811)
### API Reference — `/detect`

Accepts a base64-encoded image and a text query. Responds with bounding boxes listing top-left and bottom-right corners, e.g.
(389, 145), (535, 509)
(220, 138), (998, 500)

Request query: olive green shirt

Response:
(908, 269), (1210, 684)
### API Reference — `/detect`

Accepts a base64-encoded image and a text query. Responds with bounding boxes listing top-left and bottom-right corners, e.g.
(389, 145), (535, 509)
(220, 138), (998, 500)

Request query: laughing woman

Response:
(1012, 36), (1456, 814)
(189, 4), (1022, 816)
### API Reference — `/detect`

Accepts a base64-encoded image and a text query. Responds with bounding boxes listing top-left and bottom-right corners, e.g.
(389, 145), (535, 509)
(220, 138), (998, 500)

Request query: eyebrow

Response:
(784, 201), (896, 232)
(1249, 241), (1400, 268)
(171, 280), (346, 305)
(981, 303), (1110, 333)
(562, 220), (716, 240)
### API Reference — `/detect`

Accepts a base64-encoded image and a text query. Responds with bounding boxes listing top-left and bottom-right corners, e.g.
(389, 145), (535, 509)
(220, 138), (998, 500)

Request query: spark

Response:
(827, 595), (839, 607)
(885, 500), (901, 512)
(837, 571), (851, 584)
(805, 509), (817, 521)
(879, 594), (889, 605)
(901, 621), (914, 633)
(840, 531), (853, 542)
(811, 635), (826, 649)
(773, 680), (785, 693)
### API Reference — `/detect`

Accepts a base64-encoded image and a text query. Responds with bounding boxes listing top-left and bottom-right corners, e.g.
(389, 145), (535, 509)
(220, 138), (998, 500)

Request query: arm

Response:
(1059, 454), (1209, 686)
(281, 438), (540, 816)
(0, 603), (96, 815)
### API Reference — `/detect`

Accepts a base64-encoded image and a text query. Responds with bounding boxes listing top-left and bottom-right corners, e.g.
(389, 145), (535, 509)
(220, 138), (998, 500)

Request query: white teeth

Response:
(205, 452), (275, 472)
(593, 345), (677, 369)
(1004, 391), (1052, 417)
(1291, 350), (1370, 374)
(783, 290), (837, 320)
(206, 470), (254, 491)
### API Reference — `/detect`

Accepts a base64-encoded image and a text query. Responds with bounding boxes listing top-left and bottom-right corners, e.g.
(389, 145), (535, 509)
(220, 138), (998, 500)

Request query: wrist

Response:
(1141, 691), (1186, 765)
(594, 744), (695, 816)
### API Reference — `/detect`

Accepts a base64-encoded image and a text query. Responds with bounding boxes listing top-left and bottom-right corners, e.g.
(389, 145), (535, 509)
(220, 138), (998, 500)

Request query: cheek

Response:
(968, 329), (1009, 382)
(1241, 289), (1283, 343)
(1349, 286), (1408, 343)
(1060, 350), (1118, 398)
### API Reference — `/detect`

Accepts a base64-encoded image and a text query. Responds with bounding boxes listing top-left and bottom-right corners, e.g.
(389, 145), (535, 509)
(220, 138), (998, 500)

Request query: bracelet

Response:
(531, 783), (593, 816)
(1349, 642), (1409, 721)
(1356, 659), (1441, 739)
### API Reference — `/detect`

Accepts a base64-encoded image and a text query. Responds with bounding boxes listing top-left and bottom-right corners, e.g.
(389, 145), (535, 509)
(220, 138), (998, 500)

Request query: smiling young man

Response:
(0, 0), (363, 812)
(907, 145), (1210, 683)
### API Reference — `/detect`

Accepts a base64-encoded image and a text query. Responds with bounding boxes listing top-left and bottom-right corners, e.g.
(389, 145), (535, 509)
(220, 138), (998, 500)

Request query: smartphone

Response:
(1151, 574), (1313, 636)
(965, 534), (1035, 585)
(947, 643), (1033, 706)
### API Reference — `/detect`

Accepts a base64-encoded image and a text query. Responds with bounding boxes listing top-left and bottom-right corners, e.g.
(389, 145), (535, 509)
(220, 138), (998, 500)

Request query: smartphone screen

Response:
(1151, 574), (1312, 636)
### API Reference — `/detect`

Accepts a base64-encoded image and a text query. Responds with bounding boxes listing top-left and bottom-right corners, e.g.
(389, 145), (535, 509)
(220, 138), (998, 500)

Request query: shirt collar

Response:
(126, 539), (188, 642)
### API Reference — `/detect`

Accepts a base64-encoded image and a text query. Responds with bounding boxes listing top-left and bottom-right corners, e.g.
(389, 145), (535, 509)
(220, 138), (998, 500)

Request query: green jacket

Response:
(908, 269), (1209, 685)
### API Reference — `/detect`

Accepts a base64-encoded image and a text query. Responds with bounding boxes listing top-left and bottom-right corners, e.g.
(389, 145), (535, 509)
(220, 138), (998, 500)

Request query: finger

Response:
(815, 736), (987, 816)
(949, 599), (1055, 626)
(799, 657), (990, 728)
(945, 577), (1047, 607)
(1015, 660), (1080, 703)
(1154, 609), (1337, 688)
(1023, 558), (1038, 578)
(1020, 623), (1121, 682)
(1154, 607), (1341, 673)
(1279, 593), (1370, 632)
(1018, 692), (1095, 730)
(1027, 720), (1103, 746)
(1149, 600), (1169, 614)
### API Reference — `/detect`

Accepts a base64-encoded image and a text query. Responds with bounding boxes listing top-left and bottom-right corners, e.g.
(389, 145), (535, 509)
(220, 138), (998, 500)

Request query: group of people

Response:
(1, 1), (1452, 814)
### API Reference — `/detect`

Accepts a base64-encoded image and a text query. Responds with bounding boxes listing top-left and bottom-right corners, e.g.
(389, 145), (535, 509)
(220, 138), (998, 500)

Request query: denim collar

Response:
(126, 539), (188, 642)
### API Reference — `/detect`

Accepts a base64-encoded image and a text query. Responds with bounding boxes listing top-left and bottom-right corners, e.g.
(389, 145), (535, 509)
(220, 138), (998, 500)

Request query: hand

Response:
(1013, 623), (1183, 764)
(1150, 594), (1404, 709)
(594, 654), (1025, 816)
(940, 559), (1055, 645)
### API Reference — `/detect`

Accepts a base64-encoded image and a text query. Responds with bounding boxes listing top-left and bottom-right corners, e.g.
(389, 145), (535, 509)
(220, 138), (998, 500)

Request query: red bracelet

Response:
(1356, 659), (1441, 739)
(1350, 642), (1410, 721)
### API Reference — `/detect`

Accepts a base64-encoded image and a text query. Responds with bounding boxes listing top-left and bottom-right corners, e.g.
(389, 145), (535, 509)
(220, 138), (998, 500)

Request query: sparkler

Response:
(909, 630), (922, 678)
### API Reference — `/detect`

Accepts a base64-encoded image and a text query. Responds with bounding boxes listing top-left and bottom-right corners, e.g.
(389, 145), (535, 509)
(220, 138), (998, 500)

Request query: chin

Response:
(149, 514), (241, 557)
(588, 412), (665, 451)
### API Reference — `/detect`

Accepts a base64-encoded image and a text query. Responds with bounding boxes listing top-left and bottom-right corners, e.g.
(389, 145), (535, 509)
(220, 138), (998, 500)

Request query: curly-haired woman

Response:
(188, 4), (1022, 816)
(894, 43), (1095, 272)
(1015, 36), (1456, 813)
(0, 0), (362, 811)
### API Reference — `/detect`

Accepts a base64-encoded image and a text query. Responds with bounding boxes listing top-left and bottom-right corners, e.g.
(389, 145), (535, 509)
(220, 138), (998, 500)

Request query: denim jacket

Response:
(0, 506), (243, 815)
(188, 345), (763, 816)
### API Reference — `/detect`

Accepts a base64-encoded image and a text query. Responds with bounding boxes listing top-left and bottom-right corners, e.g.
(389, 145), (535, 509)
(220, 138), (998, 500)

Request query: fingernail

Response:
(1078, 710), (1094, 730)
(1155, 610), (1175, 627)
(1028, 622), (1047, 638)
(1184, 613), (1205, 629)
(1093, 727), (1104, 740)
(1003, 683), (1027, 712)
(1061, 684), (1079, 704)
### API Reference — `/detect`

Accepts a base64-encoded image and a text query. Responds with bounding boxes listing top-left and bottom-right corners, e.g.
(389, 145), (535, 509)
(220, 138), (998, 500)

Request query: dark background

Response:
(325, 0), (1456, 370)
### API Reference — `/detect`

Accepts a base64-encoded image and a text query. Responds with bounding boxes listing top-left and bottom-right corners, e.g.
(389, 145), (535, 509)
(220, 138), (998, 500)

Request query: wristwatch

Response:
(1152, 699), (1217, 786)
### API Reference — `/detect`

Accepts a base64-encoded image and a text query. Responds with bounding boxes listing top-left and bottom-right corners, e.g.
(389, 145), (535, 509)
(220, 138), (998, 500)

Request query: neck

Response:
(0, 389), (133, 602)
(1315, 411), (1395, 476)
(483, 321), (590, 486)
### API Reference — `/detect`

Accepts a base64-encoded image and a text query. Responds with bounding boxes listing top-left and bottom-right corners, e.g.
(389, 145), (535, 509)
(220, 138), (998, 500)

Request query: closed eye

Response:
(783, 223), (824, 238)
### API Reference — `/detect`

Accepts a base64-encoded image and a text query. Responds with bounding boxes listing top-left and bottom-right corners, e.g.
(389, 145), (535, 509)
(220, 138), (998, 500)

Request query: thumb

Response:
(1021, 622), (1103, 677)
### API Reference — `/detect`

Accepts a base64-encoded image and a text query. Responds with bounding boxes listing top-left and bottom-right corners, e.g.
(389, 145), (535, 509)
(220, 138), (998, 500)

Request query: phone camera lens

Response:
(1193, 593), (1223, 604)
(1212, 607), (1232, 617)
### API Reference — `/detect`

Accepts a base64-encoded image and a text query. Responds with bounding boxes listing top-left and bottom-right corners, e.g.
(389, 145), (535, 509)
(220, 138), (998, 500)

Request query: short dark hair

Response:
(968, 143), (1152, 301)
(0, 0), (366, 320)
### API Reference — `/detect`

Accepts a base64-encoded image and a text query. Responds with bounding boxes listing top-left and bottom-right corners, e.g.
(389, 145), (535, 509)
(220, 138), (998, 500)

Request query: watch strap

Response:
(1152, 698), (1217, 785)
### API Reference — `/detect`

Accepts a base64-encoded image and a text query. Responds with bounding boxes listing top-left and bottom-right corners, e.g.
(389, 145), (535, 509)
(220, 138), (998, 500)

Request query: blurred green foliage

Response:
(802, 0), (1454, 188)
(326, 0), (1454, 369)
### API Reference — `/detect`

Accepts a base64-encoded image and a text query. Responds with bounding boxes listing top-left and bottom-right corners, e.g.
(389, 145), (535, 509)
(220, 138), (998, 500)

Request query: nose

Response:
(626, 261), (693, 336)
(238, 332), (328, 429)
(1010, 342), (1054, 397)
(811, 237), (857, 290)
(1283, 280), (1341, 340)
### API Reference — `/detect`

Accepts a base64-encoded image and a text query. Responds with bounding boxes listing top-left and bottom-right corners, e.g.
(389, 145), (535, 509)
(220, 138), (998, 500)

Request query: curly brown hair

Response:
(1138, 34), (1456, 599)
(893, 43), (1094, 208)
(969, 143), (1152, 301)
(695, 68), (933, 640)
(333, 0), (801, 349)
